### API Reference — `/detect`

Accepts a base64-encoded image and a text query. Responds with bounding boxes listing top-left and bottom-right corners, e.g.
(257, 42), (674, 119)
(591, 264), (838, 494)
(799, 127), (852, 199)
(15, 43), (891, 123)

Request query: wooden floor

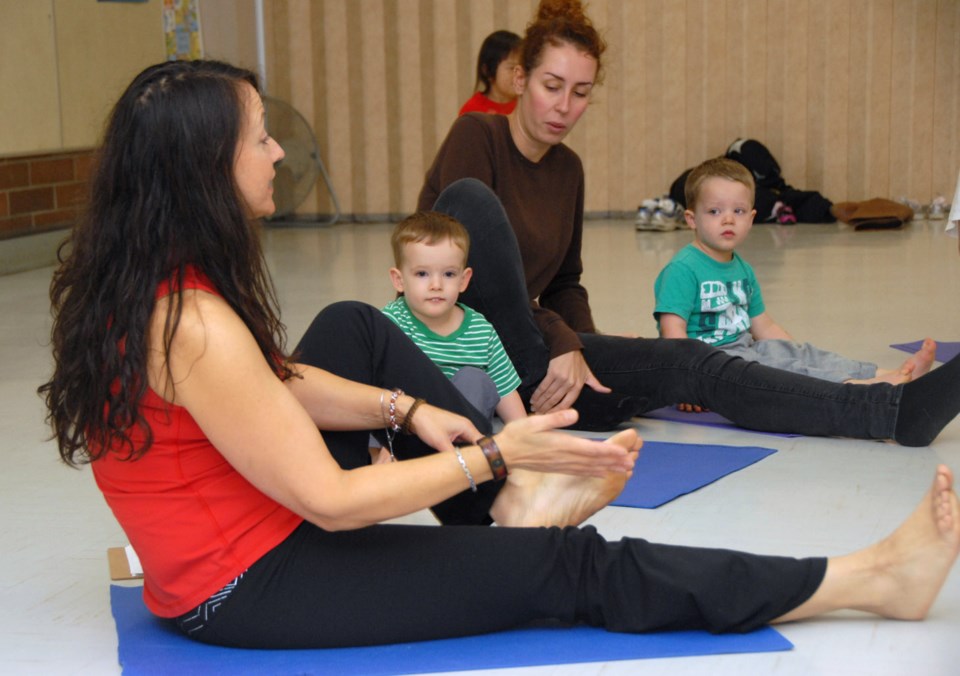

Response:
(2, 217), (958, 674)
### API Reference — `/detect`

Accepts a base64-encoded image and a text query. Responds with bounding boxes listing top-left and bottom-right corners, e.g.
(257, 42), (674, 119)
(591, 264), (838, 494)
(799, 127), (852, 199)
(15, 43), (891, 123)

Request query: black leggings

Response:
(191, 521), (824, 649)
(180, 301), (825, 649)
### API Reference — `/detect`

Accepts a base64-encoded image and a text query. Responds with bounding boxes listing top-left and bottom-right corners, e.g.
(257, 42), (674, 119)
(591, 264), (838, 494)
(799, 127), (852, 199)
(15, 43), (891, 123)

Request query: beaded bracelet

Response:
(453, 447), (478, 493)
(400, 398), (425, 435)
(387, 388), (403, 433)
(380, 388), (404, 462)
(476, 436), (508, 481)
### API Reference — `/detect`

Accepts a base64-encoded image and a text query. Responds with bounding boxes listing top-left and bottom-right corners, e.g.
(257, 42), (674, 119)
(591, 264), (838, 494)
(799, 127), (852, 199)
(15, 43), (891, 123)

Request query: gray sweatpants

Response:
(719, 333), (877, 383)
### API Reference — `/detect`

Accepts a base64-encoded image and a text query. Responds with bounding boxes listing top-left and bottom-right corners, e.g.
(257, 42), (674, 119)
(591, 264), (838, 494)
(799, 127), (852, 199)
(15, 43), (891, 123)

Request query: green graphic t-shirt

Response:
(653, 244), (765, 347)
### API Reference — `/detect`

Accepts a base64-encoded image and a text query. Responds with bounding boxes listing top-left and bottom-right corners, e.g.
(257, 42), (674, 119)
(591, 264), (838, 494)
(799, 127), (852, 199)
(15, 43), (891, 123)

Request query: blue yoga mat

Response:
(110, 585), (792, 675)
(612, 440), (777, 508)
(890, 340), (960, 364)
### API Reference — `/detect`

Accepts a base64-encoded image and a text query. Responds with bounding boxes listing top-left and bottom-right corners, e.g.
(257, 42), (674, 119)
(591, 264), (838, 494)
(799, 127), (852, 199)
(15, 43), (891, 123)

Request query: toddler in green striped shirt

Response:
(383, 211), (526, 425)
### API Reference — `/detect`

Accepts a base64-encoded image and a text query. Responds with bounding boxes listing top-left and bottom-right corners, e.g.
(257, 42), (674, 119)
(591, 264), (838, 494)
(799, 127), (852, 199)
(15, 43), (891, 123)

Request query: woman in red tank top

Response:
(37, 14), (960, 651)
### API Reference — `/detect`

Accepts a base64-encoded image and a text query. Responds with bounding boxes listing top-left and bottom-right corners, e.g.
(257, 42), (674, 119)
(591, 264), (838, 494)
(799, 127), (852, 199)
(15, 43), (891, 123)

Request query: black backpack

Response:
(670, 139), (835, 223)
(725, 138), (785, 190)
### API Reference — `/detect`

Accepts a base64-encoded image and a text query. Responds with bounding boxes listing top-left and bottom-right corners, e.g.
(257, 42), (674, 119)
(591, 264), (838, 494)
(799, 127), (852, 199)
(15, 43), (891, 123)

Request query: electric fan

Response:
(263, 96), (340, 225)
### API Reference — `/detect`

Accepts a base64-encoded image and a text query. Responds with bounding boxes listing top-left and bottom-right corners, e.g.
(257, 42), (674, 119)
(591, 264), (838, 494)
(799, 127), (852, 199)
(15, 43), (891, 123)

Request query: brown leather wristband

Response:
(400, 398), (425, 435)
(476, 436), (508, 481)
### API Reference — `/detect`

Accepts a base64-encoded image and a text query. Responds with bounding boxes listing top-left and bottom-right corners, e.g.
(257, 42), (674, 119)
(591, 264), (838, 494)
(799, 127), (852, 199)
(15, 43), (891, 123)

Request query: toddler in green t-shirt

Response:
(654, 157), (935, 402)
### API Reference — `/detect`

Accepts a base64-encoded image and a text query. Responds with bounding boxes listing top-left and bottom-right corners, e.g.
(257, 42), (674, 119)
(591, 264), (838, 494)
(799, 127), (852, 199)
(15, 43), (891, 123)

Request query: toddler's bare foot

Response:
(490, 429), (641, 528)
(904, 338), (937, 379)
(846, 340), (938, 386)
(851, 366), (915, 386)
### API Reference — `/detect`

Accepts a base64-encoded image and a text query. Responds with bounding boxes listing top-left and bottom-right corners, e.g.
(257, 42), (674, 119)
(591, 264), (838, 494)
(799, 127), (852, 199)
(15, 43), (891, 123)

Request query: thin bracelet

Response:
(476, 436), (508, 481)
(400, 398), (425, 435)
(378, 390), (387, 427)
(453, 447), (477, 493)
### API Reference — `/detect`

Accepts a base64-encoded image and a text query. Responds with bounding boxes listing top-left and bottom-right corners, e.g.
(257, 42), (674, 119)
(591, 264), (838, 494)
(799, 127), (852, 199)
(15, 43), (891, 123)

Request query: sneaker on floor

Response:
(774, 204), (797, 225)
(898, 196), (925, 220)
(635, 198), (658, 230)
(651, 197), (683, 231)
(928, 195), (948, 220)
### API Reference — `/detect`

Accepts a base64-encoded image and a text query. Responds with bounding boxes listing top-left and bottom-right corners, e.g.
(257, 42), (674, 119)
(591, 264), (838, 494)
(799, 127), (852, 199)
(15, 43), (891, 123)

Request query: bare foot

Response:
(904, 338), (937, 379)
(862, 464), (960, 619)
(490, 429), (641, 528)
(846, 339), (938, 386)
(775, 465), (960, 623)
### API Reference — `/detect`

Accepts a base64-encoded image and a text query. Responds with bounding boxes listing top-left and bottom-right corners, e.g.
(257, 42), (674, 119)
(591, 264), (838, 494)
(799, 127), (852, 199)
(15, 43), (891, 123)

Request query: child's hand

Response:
(677, 403), (709, 413)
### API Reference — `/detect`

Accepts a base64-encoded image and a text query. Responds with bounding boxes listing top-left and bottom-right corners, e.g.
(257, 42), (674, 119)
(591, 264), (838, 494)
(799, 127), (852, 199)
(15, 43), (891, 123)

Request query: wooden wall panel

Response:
(822, 0), (851, 199)
(1, 1), (164, 158)
(847, 0), (869, 200)
(628, 0), (653, 201)
(866, 1), (893, 198)
(321, 0), (353, 214)
(307, 0), (330, 214)
(743, 0), (768, 146)
(890, 0), (916, 199)
(932, 0), (959, 202)
(266, 0), (960, 219)
(909, 0), (936, 200)
(806, 0), (828, 192)
(200, 0), (260, 73)
(396, 1), (426, 212)
(0, 3), (61, 155)
(55, 0), (163, 149)
(660, 0), (688, 181)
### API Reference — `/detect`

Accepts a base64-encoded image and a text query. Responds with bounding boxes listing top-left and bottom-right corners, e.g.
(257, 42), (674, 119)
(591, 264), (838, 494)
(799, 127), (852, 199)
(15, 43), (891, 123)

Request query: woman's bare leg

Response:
(774, 464), (960, 623)
(490, 428), (641, 528)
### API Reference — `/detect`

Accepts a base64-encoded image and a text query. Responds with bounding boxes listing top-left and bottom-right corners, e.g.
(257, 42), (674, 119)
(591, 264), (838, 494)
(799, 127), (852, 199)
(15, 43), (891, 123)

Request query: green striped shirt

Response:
(382, 297), (521, 398)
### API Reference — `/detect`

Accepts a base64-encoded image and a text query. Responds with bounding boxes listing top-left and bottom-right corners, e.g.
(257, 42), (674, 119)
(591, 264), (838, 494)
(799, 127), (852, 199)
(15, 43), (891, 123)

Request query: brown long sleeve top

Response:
(418, 113), (596, 358)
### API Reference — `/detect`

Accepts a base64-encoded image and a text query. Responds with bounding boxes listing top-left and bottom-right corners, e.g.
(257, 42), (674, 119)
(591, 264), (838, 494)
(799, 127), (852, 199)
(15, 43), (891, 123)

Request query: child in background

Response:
(654, 157), (936, 385)
(384, 211), (527, 424)
(458, 30), (521, 116)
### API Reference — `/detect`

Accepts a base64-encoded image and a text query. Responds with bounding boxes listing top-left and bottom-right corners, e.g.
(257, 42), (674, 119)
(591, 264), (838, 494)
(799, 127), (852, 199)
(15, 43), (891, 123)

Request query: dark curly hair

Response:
(38, 60), (293, 467)
(519, 0), (606, 85)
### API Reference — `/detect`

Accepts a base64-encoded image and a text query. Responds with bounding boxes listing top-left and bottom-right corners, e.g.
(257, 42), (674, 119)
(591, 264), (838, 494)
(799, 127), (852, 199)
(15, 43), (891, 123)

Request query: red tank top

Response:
(92, 268), (302, 617)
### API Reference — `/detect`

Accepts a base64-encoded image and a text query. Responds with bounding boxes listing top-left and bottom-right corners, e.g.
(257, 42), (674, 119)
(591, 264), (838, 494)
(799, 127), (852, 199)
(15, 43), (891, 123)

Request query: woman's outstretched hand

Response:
(410, 403), (482, 453)
(495, 409), (638, 477)
(530, 351), (611, 414)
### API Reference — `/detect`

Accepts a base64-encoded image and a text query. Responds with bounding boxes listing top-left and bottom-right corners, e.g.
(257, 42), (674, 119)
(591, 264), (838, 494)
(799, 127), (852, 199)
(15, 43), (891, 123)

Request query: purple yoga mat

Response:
(642, 406), (801, 438)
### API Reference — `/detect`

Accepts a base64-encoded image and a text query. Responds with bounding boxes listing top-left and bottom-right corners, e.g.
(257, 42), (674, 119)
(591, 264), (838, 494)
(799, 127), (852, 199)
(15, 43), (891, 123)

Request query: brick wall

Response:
(0, 151), (93, 240)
